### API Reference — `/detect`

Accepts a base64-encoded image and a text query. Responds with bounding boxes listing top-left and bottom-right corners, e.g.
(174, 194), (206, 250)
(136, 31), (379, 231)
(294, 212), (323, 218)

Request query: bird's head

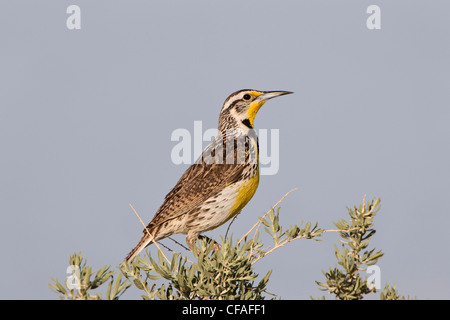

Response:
(219, 89), (293, 131)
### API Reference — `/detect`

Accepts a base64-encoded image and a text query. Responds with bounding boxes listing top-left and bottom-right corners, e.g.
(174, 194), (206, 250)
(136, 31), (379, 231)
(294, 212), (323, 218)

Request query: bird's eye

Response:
(243, 94), (251, 100)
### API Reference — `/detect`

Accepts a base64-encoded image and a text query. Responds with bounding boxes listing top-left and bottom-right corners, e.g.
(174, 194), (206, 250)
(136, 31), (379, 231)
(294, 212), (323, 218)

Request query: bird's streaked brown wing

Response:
(145, 138), (245, 232)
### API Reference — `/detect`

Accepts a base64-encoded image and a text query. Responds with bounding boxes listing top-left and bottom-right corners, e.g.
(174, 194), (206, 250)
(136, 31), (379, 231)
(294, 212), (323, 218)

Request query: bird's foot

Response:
(195, 235), (221, 254)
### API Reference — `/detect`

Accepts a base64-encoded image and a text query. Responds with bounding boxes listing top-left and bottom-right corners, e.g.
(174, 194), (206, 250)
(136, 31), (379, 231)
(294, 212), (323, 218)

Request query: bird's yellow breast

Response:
(202, 170), (259, 233)
(229, 136), (260, 218)
(230, 172), (259, 216)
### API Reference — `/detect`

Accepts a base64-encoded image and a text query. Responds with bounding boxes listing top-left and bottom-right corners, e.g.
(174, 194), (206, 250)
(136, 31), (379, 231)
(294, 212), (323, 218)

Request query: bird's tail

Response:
(124, 233), (154, 264)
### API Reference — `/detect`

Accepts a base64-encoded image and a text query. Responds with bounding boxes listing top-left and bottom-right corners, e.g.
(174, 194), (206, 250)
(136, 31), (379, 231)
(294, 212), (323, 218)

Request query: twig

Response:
(129, 204), (171, 266)
(237, 188), (298, 246)
(250, 226), (359, 265)
(225, 212), (240, 240)
(238, 188), (298, 264)
(251, 240), (292, 265)
(322, 227), (359, 234)
(168, 236), (191, 251)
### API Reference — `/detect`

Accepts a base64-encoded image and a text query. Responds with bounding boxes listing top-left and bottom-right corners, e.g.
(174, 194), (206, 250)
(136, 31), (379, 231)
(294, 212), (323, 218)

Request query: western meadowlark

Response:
(124, 89), (292, 263)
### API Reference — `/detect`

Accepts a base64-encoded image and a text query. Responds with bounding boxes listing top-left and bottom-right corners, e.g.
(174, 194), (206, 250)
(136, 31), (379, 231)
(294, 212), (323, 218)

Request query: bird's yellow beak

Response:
(247, 91), (293, 127)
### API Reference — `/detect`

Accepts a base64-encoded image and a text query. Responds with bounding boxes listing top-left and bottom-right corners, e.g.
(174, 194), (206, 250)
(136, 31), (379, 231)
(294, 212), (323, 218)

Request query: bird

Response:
(124, 89), (293, 263)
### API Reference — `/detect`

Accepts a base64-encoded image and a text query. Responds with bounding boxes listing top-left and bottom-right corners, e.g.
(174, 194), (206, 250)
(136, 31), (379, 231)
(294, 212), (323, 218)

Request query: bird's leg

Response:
(186, 232), (221, 254)
(197, 235), (222, 251)
(186, 231), (199, 251)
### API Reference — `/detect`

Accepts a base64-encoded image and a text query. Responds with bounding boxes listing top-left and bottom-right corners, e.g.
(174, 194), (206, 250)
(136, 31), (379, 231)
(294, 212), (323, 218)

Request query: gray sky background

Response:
(1, 1), (449, 299)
